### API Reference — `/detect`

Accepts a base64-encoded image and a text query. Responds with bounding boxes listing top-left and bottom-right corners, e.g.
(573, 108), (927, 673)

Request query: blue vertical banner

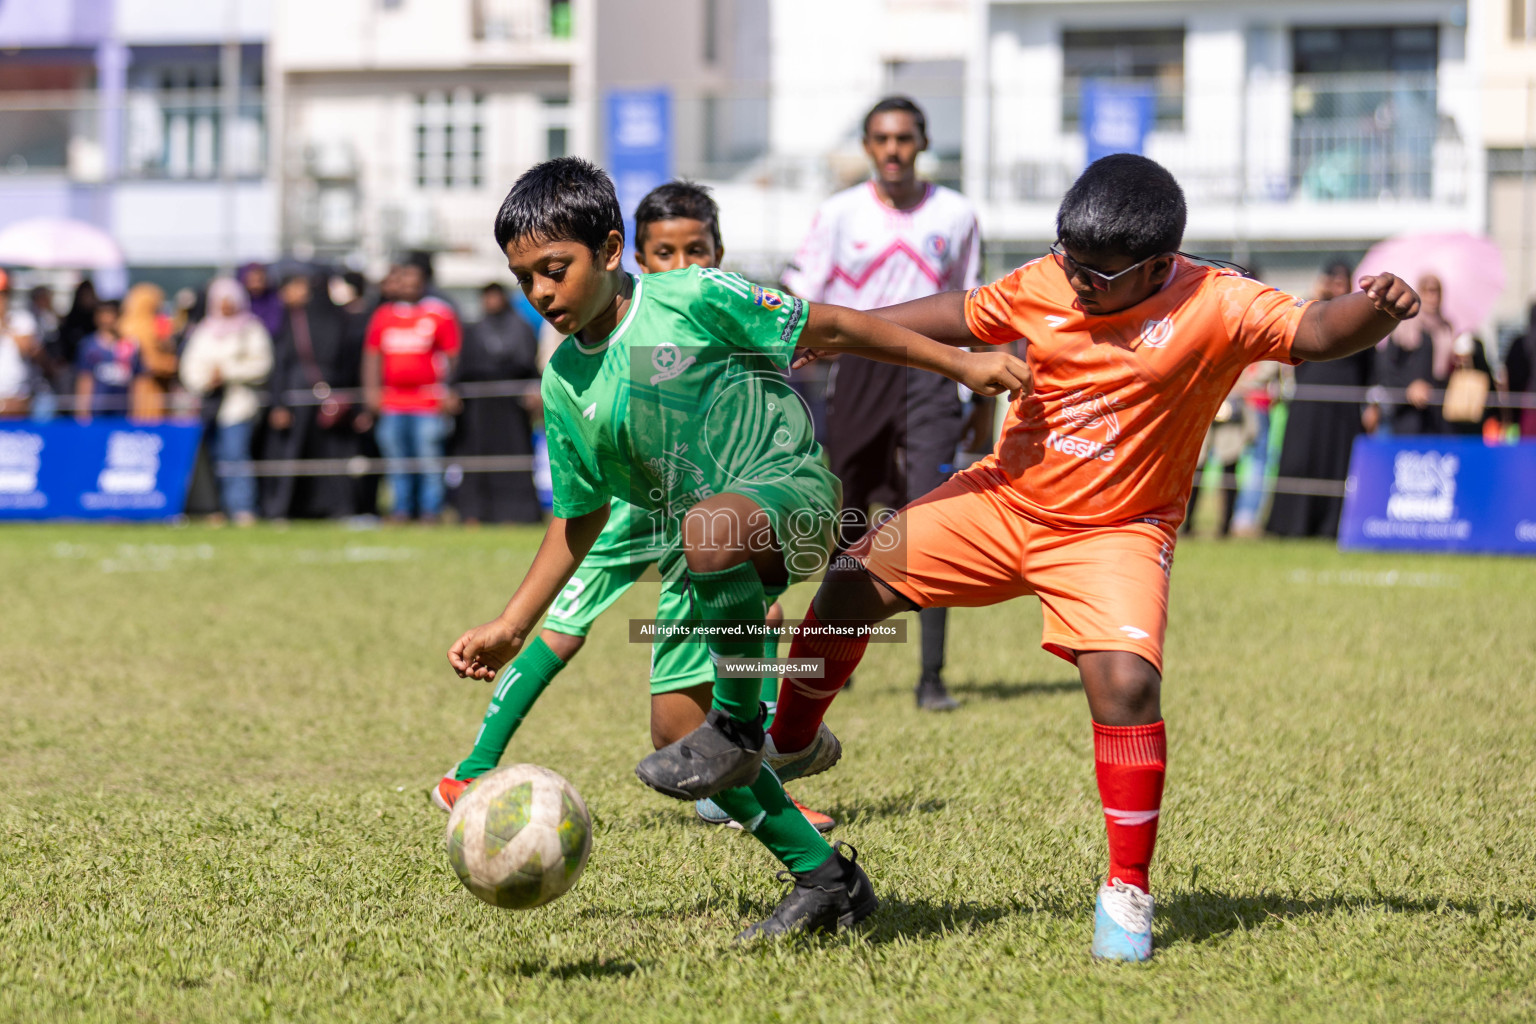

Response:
(605, 89), (672, 272)
(1082, 80), (1155, 166)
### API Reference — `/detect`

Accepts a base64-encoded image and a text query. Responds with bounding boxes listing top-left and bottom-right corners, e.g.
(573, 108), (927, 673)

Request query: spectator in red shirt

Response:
(363, 262), (461, 522)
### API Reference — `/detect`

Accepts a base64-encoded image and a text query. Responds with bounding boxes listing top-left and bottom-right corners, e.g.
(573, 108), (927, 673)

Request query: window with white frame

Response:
(542, 95), (570, 161)
(1061, 29), (1185, 131)
(414, 90), (484, 189)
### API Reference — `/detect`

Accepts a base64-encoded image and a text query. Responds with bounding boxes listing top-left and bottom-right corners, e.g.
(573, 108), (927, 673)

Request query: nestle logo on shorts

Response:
(718, 658), (825, 678)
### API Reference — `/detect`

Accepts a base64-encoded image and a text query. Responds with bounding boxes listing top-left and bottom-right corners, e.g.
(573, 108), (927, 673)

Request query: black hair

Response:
(493, 157), (625, 255)
(405, 249), (435, 281)
(96, 298), (121, 314)
(342, 270), (367, 294)
(1321, 259), (1354, 278)
(1056, 154), (1186, 263)
(634, 180), (722, 252)
(481, 281), (507, 295)
(862, 95), (928, 142)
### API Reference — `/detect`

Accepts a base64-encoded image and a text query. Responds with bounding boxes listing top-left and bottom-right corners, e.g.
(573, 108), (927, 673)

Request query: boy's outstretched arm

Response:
(800, 301), (1030, 400)
(869, 290), (980, 346)
(791, 291), (979, 368)
(447, 504), (610, 681)
(1291, 273), (1420, 361)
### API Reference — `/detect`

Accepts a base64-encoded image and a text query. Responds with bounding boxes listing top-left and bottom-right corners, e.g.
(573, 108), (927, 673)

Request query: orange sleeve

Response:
(963, 267), (1027, 346)
(1222, 275), (1311, 366)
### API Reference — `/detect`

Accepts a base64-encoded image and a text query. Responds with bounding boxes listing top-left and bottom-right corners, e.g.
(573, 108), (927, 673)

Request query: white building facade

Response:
(968, 0), (1481, 295)
(0, 0), (278, 290)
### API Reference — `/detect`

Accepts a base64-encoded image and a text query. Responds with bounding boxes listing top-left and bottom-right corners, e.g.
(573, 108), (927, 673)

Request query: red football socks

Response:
(768, 605), (869, 752)
(1093, 720), (1167, 893)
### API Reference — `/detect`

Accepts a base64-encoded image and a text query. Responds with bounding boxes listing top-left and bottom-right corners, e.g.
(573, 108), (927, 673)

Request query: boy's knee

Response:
(1080, 651), (1162, 722)
(681, 505), (748, 574)
(542, 630), (584, 662)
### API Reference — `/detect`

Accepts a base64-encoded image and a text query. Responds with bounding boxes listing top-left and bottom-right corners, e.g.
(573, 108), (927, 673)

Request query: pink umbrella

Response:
(1355, 231), (1505, 336)
(0, 216), (125, 270)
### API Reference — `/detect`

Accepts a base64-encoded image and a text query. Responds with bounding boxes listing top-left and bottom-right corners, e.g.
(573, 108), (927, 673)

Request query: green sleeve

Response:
(539, 371), (609, 519)
(690, 267), (808, 365)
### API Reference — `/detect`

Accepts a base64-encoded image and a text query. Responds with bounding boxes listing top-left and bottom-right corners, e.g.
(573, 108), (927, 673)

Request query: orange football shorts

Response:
(851, 469), (1176, 673)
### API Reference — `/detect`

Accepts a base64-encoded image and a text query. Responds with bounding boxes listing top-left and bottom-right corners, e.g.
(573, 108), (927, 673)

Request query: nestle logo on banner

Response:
(1386, 451), (1458, 522)
(0, 430), (46, 508)
(99, 431), (163, 495)
(0, 430), (43, 493)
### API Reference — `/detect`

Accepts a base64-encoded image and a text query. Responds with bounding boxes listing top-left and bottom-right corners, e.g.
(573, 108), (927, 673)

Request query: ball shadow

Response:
(503, 955), (647, 980)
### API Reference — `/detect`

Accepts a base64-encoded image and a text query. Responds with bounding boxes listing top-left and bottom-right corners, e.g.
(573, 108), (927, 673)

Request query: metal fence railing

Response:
(9, 379), (1530, 496)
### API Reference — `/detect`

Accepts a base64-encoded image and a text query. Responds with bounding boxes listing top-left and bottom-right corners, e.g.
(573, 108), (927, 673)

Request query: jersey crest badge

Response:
(1139, 318), (1174, 349)
(649, 342), (697, 384)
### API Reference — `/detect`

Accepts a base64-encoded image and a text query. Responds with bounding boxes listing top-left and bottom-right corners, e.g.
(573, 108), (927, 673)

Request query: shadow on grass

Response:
(1159, 889), (1536, 946)
(819, 792), (947, 826)
(575, 887), (1536, 954)
(860, 896), (1020, 945)
(950, 679), (1079, 702)
(504, 955), (646, 980)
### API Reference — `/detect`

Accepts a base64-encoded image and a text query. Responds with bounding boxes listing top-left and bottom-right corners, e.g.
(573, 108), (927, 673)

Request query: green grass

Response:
(2, 523), (1534, 1023)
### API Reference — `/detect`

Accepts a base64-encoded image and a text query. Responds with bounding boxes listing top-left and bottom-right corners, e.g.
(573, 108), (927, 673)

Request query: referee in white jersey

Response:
(782, 96), (983, 711)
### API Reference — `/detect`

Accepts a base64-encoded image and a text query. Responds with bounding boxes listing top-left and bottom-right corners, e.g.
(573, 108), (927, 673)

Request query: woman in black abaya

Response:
(262, 273), (376, 519)
(1266, 262), (1374, 538)
(449, 283), (542, 524)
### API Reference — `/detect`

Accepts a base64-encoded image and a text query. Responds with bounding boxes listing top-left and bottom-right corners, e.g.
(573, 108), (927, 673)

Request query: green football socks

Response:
(711, 767), (833, 874)
(690, 562), (769, 722)
(454, 636), (566, 780)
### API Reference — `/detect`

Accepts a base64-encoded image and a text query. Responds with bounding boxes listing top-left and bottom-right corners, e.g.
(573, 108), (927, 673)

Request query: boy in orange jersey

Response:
(755, 154), (1420, 961)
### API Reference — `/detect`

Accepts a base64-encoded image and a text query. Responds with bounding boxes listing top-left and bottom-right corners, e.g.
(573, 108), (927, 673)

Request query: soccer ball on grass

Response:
(444, 764), (592, 909)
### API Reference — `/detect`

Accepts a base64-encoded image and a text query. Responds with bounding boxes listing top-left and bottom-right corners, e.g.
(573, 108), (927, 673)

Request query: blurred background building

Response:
(0, 0), (276, 295)
(2, 0), (1533, 330)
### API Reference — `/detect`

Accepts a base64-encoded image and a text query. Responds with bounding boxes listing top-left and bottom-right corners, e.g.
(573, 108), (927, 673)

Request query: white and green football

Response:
(444, 764), (592, 909)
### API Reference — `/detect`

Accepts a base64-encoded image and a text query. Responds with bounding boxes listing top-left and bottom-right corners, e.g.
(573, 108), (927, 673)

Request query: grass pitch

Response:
(2, 523), (1534, 1023)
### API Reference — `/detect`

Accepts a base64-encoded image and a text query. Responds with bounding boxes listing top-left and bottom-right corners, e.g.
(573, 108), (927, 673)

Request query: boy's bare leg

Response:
(650, 685), (712, 749)
(767, 561), (914, 761)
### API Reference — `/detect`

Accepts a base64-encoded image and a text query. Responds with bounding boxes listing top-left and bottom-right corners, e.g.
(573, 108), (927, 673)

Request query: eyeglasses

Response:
(1049, 242), (1167, 291)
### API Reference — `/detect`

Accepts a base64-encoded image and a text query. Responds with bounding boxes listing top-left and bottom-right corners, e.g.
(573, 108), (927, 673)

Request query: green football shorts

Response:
(542, 560), (712, 695)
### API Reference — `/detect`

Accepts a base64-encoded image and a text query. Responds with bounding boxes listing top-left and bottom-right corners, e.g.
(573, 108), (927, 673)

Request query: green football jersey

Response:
(581, 497), (667, 568)
(540, 266), (840, 581)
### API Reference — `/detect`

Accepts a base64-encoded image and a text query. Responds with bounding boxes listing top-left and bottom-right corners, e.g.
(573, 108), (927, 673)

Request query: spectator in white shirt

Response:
(180, 277), (273, 524)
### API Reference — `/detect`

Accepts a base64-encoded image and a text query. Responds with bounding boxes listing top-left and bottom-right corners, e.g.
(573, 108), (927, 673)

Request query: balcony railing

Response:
(986, 73), (1468, 206)
(0, 91), (266, 182)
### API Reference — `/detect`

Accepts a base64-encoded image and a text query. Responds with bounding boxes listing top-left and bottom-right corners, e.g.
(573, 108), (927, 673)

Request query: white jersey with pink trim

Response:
(781, 181), (981, 309)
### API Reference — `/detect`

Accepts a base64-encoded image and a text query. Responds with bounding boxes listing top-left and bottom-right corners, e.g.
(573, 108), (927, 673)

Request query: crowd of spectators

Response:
(0, 257), (542, 525)
(1239, 261), (1534, 539)
(1, 255), (1534, 533)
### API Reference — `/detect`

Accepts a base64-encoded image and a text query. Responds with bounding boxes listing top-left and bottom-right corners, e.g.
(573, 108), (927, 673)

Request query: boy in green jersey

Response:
(447, 158), (1027, 939)
(434, 181), (833, 833)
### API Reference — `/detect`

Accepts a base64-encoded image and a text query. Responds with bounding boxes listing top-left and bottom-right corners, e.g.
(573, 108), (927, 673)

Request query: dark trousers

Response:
(830, 403), (964, 678)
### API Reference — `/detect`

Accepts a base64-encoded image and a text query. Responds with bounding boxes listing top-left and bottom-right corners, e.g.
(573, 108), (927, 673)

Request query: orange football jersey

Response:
(963, 255), (1310, 529)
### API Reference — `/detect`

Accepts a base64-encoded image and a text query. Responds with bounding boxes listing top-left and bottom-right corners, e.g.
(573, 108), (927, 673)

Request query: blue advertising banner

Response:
(1082, 80), (1155, 165)
(1338, 437), (1536, 556)
(0, 421), (202, 520)
(605, 88), (672, 273)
